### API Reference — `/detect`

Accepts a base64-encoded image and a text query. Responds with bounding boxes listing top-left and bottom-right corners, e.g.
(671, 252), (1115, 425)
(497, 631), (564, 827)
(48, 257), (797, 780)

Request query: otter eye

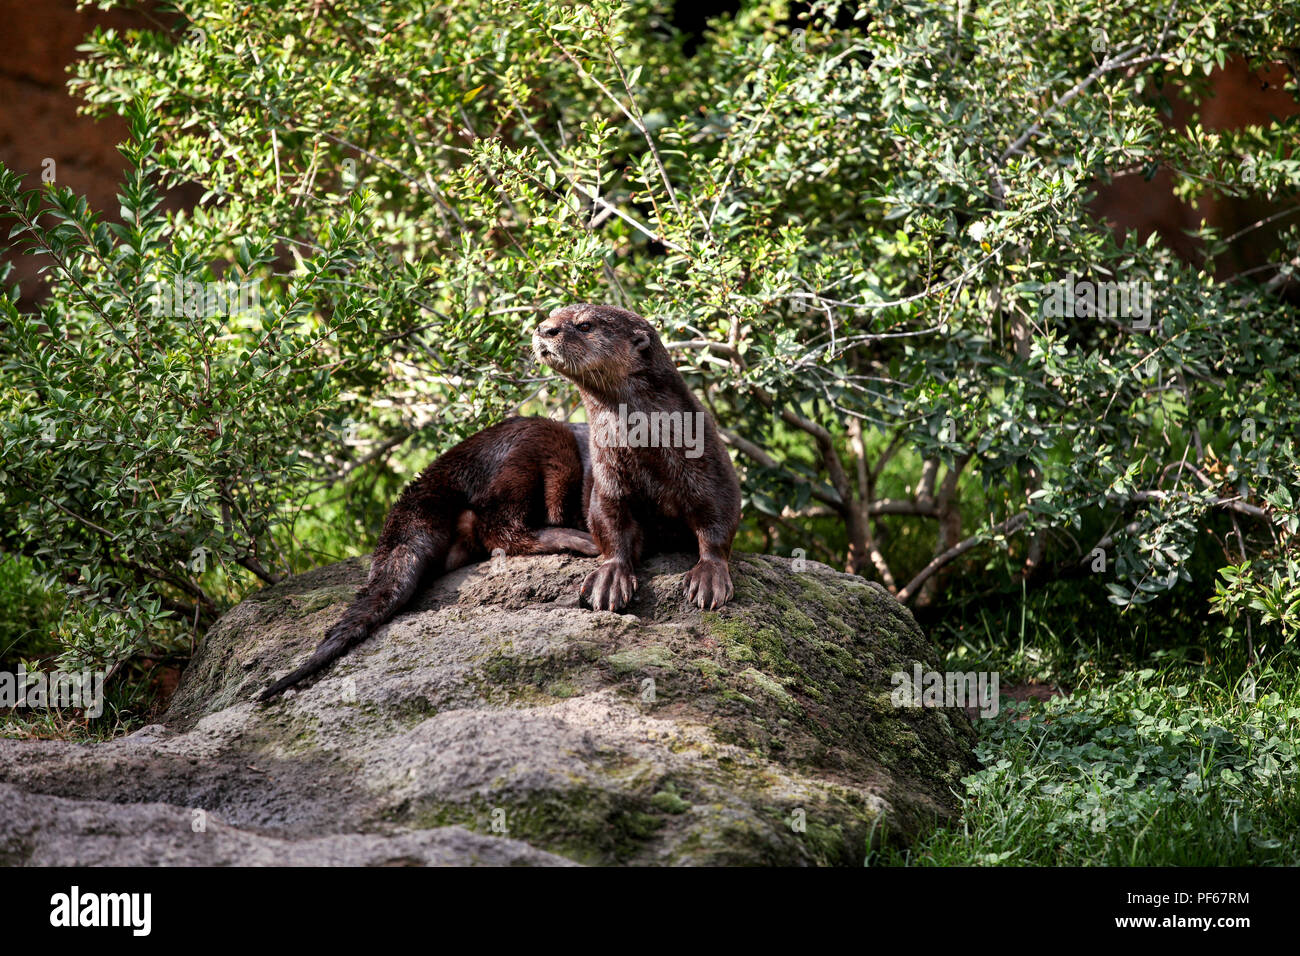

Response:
(575, 321), (593, 332)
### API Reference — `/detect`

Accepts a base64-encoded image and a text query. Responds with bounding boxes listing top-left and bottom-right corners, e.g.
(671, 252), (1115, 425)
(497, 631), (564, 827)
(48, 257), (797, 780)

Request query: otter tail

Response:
(258, 527), (438, 701)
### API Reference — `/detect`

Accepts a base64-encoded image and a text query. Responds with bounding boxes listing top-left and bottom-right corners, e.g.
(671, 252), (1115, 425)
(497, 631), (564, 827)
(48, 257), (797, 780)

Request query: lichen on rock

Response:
(0, 552), (976, 866)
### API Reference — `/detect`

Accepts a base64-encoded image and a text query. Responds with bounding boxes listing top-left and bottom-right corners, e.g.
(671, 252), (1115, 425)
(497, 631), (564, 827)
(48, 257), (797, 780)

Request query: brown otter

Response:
(259, 416), (597, 699)
(533, 304), (741, 612)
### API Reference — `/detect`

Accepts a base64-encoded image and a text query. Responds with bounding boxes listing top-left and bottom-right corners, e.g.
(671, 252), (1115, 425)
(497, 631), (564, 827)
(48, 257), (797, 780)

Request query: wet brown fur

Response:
(533, 304), (741, 612)
(259, 417), (596, 699)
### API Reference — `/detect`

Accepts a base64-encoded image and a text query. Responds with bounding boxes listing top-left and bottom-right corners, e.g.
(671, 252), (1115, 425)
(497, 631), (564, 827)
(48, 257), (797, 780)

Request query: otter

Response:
(259, 417), (597, 699)
(533, 304), (741, 612)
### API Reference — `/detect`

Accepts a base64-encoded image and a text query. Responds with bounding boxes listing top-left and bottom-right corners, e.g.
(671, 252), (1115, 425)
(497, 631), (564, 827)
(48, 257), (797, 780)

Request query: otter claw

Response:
(581, 561), (637, 612)
(684, 559), (733, 610)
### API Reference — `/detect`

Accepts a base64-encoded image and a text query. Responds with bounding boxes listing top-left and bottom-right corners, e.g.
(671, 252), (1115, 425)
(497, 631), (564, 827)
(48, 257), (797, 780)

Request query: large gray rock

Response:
(0, 552), (976, 866)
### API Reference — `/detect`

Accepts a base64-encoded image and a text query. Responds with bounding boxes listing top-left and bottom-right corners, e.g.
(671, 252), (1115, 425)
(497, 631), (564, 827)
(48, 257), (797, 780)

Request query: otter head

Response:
(533, 303), (659, 393)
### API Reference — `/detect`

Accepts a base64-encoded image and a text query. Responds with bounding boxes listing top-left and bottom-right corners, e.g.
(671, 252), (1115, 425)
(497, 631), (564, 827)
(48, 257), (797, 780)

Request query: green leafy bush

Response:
(1, 101), (377, 673)
(2, 0), (1298, 694)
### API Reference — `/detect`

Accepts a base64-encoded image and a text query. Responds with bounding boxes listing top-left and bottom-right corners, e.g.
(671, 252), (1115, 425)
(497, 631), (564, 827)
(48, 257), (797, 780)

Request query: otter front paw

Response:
(684, 558), (733, 610)
(581, 561), (637, 611)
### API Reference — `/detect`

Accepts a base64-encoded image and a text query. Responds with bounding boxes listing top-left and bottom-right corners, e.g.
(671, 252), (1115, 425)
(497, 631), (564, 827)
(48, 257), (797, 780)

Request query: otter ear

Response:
(632, 329), (652, 352)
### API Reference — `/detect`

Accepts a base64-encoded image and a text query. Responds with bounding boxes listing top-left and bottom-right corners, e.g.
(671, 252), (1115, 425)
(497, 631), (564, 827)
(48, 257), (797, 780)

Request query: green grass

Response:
(873, 663), (1300, 866)
(877, 575), (1300, 867)
(0, 661), (172, 741)
(0, 555), (59, 665)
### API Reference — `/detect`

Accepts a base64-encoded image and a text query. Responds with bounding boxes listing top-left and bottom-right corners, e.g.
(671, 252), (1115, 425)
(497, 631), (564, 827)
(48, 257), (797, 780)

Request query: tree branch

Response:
(898, 511), (1031, 604)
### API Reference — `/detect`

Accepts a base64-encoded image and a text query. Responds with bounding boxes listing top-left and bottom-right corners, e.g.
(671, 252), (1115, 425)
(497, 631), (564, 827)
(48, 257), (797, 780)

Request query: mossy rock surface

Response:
(0, 552), (976, 866)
